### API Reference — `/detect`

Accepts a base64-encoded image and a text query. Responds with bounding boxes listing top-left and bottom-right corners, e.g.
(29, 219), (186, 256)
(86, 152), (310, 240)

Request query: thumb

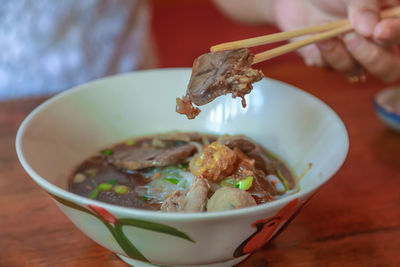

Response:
(346, 0), (380, 37)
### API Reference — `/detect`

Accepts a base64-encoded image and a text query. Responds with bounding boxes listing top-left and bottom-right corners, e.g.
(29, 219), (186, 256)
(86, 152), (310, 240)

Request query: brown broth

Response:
(68, 132), (297, 211)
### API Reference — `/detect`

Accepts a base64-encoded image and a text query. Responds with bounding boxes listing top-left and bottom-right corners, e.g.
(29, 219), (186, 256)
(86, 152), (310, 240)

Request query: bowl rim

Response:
(15, 68), (349, 222)
(374, 87), (400, 123)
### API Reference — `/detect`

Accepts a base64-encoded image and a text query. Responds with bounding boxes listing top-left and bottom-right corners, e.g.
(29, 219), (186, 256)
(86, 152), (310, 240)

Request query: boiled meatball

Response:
(207, 187), (256, 212)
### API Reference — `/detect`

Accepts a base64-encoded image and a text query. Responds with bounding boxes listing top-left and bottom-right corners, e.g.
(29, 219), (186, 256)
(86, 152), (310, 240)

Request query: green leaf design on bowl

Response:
(50, 194), (195, 264)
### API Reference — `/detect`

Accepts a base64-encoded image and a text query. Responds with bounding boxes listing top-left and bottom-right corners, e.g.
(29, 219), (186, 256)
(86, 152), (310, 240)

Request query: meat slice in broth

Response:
(111, 143), (198, 171)
(160, 176), (209, 212)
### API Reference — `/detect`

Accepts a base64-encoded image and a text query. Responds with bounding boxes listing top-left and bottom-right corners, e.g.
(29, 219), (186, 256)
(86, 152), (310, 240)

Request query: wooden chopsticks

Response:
(210, 6), (400, 64)
(253, 23), (352, 64)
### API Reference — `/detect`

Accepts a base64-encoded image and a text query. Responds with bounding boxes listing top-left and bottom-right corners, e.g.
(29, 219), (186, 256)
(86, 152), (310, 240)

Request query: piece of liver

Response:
(176, 48), (264, 119)
(111, 143), (197, 171)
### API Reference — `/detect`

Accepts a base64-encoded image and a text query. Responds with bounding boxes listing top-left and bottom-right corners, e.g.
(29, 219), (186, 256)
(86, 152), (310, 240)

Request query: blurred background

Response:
(2, 0), (382, 101)
(151, 0), (301, 68)
(0, 0), (305, 101)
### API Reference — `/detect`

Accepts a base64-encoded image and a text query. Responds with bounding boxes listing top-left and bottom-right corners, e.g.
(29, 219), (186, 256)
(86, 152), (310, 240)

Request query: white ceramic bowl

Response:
(16, 68), (349, 267)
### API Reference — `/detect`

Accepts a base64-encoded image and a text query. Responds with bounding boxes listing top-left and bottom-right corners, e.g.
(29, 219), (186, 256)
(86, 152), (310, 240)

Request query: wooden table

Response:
(1, 62), (400, 267)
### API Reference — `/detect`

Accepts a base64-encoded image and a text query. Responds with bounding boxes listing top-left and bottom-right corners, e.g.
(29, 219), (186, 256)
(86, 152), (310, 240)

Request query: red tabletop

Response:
(1, 1), (400, 266)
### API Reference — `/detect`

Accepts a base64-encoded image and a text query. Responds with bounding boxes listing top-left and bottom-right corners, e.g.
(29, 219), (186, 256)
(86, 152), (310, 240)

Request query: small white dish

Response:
(374, 87), (400, 132)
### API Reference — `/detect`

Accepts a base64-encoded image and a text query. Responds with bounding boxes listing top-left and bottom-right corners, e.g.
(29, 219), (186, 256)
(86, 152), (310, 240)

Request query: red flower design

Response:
(88, 204), (118, 224)
(234, 198), (299, 257)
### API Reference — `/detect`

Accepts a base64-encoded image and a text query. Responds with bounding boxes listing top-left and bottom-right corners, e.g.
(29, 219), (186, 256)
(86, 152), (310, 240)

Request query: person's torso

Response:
(0, 0), (152, 100)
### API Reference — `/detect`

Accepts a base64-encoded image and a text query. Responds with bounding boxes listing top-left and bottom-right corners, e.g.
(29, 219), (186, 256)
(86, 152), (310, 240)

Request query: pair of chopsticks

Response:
(210, 6), (400, 64)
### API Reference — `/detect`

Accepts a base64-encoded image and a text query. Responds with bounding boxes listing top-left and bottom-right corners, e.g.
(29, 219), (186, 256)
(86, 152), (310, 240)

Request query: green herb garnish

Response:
(180, 180), (188, 189)
(161, 167), (183, 184)
(220, 177), (236, 187)
(90, 179), (117, 199)
(235, 176), (254, 191)
(73, 173), (86, 183)
(98, 183), (113, 190)
(164, 178), (179, 184)
(85, 168), (98, 178)
(114, 185), (129, 194)
(125, 139), (135, 146)
(178, 163), (189, 170)
(103, 149), (113, 156)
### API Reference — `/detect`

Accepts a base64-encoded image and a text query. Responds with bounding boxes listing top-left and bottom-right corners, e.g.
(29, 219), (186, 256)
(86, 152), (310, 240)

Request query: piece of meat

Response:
(218, 135), (257, 153)
(175, 97), (201, 120)
(111, 143), (197, 171)
(232, 148), (256, 178)
(176, 48), (264, 119)
(189, 141), (237, 182)
(216, 136), (275, 204)
(151, 132), (205, 146)
(219, 135), (276, 178)
(207, 187), (256, 212)
(161, 176), (209, 212)
(248, 170), (274, 204)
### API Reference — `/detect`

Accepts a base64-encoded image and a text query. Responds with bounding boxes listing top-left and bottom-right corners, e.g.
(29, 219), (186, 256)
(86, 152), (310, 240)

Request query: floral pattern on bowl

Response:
(51, 194), (194, 264)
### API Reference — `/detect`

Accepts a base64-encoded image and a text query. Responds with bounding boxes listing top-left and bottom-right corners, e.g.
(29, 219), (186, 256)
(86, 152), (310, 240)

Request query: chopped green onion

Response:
(178, 163), (189, 170)
(90, 179), (118, 199)
(85, 168), (98, 178)
(165, 178), (179, 184)
(73, 173), (86, 183)
(142, 196), (150, 200)
(98, 183), (113, 190)
(180, 180), (188, 189)
(114, 185), (129, 194)
(161, 166), (182, 184)
(103, 149), (113, 156)
(125, 139), (135, 146)
(235, 176), (253, 191)
(220, 177), (236, 187)
(90, 189), (101, 199)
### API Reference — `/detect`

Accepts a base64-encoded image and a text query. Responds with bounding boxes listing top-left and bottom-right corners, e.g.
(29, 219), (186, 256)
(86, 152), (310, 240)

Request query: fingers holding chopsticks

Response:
(303, 0), (400, 81)
(374, 18), (400, 44)
(344, 32), (400, 82)
(317, 38), (358, 74)
(213, 0), (400, 82)
(346, 0), (381, 37)
(314, 0), (400, 81)
(315, 28), (400, 82)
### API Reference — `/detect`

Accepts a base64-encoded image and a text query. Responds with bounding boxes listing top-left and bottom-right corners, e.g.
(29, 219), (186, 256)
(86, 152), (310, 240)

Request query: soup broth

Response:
(69, 132), (297, 212)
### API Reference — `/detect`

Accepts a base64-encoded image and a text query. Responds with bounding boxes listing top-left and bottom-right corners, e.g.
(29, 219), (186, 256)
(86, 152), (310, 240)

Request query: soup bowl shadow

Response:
(16, 68), (349, 267)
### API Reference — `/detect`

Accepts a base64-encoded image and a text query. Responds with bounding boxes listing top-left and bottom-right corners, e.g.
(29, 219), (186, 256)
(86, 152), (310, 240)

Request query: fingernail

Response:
(344, 33), (365, 51)
(357, 11), (379, 37)
(374, 25), (391, 41)
(318, 40), (335, 51)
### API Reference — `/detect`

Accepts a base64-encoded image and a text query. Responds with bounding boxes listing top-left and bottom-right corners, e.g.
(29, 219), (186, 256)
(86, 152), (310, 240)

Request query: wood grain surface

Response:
(2, 62), (400, 267)
(1, 1), (400, 267)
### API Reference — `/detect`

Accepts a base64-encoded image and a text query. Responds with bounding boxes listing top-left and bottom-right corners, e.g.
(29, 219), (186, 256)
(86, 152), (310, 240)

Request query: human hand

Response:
(273, 0), (400, 82)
